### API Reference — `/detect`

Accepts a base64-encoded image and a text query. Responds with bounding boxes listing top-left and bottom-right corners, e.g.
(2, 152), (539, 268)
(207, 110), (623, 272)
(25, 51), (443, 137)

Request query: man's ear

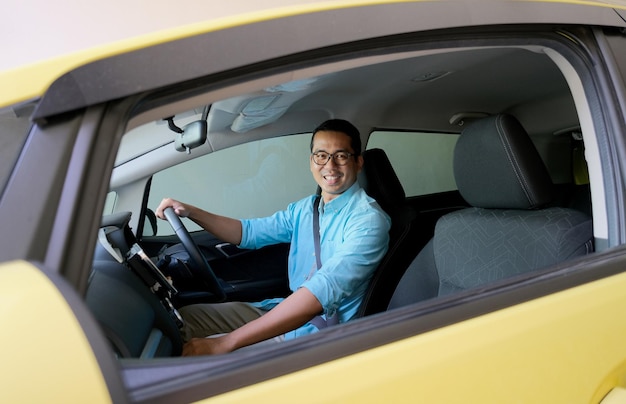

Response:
(356, 155), (364, 172)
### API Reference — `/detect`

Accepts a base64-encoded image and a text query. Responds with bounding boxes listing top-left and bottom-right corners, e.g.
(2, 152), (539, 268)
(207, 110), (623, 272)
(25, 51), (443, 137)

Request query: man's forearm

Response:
(224, 288), (323, 351)
(187, 207), (243, 245)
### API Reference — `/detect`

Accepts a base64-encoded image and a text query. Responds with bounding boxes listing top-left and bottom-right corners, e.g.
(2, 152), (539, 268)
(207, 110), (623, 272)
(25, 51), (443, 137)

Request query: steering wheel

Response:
(163, 207), (226, 302)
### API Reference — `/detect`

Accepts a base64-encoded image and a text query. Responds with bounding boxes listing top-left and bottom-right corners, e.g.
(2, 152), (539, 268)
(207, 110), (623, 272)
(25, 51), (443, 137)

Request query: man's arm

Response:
(155, 197), (242, 245)
(182, 288), (323, 356)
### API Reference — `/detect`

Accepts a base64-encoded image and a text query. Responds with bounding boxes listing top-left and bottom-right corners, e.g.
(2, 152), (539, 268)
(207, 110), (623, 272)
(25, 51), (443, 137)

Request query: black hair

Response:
(310, 119), (362, 156)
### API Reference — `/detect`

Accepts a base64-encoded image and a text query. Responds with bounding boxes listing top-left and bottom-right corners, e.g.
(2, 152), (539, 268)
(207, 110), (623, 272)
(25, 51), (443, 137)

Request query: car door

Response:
(3, 2), (626, 403)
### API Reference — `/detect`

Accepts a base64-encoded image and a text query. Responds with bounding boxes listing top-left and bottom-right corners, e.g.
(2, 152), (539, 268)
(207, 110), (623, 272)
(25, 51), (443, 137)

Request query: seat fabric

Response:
(388, 114), (593, 310)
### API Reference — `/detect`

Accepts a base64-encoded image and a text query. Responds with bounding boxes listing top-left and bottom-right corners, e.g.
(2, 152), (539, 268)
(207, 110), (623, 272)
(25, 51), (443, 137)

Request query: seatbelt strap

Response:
(309, 195), (339, 330)
(313, 195), (322, 270)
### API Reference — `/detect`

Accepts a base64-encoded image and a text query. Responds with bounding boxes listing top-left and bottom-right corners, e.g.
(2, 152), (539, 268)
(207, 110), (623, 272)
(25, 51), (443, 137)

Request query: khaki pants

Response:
(179, 302), (285, 347)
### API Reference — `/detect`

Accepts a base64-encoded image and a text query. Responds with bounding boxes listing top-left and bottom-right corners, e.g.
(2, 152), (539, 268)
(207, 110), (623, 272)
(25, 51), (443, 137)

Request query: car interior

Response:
(86, 39), (600, 365)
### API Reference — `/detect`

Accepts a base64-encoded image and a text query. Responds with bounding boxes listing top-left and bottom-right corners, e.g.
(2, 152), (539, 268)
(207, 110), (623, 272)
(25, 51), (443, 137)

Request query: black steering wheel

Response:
(163, 207), (226, 302)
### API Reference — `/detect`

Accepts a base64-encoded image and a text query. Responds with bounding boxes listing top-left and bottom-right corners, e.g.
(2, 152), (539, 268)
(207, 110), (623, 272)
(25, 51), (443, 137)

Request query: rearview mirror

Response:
(175, 120), (207, 153)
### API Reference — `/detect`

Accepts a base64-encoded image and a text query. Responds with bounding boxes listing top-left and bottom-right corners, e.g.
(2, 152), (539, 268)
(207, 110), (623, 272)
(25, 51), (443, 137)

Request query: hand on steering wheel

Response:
(163, 207), (226, 302)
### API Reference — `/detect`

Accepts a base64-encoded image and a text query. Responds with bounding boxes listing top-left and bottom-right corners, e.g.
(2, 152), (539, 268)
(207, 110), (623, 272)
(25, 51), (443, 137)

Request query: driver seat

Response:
(357, 148), (424, 316)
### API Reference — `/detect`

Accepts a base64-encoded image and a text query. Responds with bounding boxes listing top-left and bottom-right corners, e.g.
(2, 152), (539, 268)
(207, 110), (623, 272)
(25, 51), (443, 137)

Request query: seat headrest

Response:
(359, 148), (406, 214)
(454, 114), (553, 209)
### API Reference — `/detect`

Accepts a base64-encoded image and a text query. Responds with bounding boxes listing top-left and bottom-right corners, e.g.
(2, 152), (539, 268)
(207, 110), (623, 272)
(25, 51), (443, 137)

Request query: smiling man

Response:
(156, 119), (391, 355)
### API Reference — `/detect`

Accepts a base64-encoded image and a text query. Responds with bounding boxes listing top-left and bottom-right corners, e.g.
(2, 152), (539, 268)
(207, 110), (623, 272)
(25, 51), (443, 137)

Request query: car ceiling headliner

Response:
(111, 44), (575, 190)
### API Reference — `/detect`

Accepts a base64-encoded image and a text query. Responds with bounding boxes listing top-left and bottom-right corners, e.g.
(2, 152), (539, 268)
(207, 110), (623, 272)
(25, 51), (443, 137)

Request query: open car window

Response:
(106, 39), (600, 351)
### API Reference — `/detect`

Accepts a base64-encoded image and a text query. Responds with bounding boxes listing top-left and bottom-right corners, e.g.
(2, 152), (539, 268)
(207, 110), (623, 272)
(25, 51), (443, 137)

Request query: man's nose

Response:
(326, 155), (339, 167)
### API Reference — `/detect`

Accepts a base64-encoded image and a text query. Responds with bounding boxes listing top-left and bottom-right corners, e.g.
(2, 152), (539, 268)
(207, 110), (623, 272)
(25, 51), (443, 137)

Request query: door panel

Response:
(0, 261), (125, 403)
(199, 254), (626, 403)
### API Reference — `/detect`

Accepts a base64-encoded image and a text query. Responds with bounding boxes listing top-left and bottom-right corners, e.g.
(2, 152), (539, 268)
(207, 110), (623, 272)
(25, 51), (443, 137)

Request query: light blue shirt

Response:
(239, 182), (391, 339)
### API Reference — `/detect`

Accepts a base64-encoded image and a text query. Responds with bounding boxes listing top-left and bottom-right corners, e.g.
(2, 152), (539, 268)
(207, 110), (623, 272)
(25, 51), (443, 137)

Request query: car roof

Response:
(2, 0), (626, 112)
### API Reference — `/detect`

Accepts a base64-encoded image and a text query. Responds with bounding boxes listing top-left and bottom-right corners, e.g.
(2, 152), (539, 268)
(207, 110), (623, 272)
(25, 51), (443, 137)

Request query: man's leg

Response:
(179, 302), (266, 342)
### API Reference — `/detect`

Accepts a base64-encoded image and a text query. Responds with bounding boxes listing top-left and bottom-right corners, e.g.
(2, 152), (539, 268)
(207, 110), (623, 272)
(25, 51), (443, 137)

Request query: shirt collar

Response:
(322, 182), (361, 214)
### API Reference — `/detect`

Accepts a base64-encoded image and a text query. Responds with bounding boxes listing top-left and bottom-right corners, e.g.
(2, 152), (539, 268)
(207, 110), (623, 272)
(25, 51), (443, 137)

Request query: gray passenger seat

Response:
(388, 114), (594, 309)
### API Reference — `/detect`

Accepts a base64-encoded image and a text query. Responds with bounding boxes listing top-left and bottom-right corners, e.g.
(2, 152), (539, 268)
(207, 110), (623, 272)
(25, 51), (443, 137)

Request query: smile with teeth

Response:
(323, 172), (342, 185)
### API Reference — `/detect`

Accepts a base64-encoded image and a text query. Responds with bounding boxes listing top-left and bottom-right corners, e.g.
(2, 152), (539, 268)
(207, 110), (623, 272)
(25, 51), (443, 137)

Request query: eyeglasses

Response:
(311, 151), (355, 166)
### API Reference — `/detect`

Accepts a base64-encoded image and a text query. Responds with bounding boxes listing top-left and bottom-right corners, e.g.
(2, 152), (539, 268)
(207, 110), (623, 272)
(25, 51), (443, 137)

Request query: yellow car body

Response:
(215, 271), (626, 403)
(0, 261), (111, 403)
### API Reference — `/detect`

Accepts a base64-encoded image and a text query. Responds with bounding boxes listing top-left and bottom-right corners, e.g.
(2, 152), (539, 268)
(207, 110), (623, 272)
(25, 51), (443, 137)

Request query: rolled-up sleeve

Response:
(239, 206), (295, 249)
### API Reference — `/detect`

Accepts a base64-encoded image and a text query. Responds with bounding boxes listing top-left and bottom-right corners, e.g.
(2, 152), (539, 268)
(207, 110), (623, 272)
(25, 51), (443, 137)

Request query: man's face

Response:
(310, 130), (363, 202)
